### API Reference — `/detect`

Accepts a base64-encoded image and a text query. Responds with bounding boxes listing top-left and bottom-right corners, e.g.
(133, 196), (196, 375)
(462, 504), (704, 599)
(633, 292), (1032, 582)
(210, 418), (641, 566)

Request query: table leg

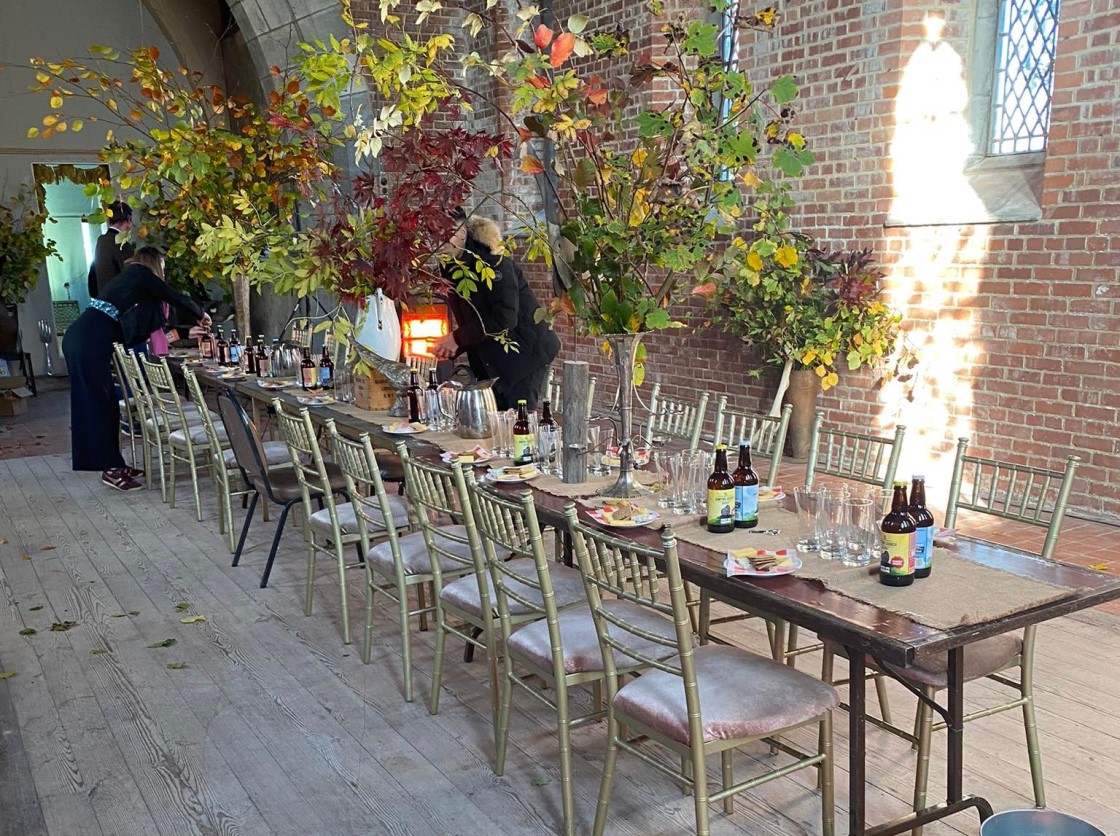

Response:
(847, 646), (867, 835)
(947, 646), (964, 802)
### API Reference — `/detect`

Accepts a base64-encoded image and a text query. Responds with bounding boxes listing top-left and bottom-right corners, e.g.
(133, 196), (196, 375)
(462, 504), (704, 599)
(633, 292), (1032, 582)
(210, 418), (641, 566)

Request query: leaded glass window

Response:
(989, 0), (1060, 154)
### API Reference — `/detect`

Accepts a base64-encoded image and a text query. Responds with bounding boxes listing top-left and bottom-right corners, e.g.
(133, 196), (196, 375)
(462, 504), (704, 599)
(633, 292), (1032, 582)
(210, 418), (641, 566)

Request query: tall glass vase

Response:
(597, 332), (651, 498)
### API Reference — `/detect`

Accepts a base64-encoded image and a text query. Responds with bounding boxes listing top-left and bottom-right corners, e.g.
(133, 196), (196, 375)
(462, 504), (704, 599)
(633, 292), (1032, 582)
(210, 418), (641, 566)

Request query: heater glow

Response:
(401, 305), (449, 359)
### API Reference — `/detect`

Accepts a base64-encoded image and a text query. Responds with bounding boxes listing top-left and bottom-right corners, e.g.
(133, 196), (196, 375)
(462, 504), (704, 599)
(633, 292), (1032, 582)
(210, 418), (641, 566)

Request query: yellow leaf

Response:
(35, 72), (51, 84)
(788, 132), (805, 149)
(1088, 562), (1110, 572)
(26, 128), (39, 138)
(180, 614), (207, 624)
(55, 121), (67, 132)
(521, 155), (544, 174)
(741, 170), (761, 188)
(630, 147), (647, 169)
(746, 251), (763, 271)
(801, 348), (817, 365)
(42, 114), (58, 126)
(814, 365), (827, 378)
(822, 372), (839, 390)
(775, 245), (799, 268)
(50, 95), (63, 108)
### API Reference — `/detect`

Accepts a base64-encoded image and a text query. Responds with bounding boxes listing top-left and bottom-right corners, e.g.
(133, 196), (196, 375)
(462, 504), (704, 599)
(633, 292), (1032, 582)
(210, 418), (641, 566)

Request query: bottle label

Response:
(319, 367), (332, 385)
(880, 531), (915, 576)
(914, 526), (934, 572)
(707, 488), (735, 528)
(734, 484), (758, 524)
(513, 433), (534, 463)
(230, 345), (240, 362)
(302, 367), (318, 388)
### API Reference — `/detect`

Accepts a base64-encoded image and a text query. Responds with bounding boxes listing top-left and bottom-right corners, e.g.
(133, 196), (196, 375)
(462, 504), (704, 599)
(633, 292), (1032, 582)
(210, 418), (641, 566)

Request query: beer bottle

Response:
(406, 368), (422, 423)
(879, 481), (916, 587)
(539, 399), (556, 429)
(255, 335), (269, 377)
(198, 327), (213, 361)
(706, 446), (735, 533)
(909, 475), (935, 579)
(427, 369), (439, 392)
(300, 347), (318, 390)
(512, 399), (534, 465)
(229, 330), (242, 365)
(319, 345), (334, 389)
(245, 337), (258, 375)
(216, 328), (229, 366)
(731, 440), (759, 529)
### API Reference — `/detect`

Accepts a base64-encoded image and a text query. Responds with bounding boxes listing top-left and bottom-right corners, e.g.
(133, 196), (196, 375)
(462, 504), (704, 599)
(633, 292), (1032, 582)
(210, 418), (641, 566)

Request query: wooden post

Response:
(561, 360), (589, 483)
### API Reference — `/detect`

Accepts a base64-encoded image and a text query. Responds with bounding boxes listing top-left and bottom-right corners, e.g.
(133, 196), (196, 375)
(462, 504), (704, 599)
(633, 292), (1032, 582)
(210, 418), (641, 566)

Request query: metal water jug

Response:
(453, 377), (498, 439)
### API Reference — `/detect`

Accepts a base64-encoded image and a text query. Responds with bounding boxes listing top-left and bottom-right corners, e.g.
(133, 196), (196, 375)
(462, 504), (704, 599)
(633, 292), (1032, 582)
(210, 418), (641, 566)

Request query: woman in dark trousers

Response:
(434, 208), (560, 410)
(62, 246), (211, 491)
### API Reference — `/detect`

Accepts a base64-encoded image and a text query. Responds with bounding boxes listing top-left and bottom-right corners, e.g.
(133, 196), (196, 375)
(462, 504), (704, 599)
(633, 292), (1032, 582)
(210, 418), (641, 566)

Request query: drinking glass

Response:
(816, 487), (848, 560)
(842, 497), (877, 567)
(496, 410), (515, 458)
(438, 387), (459, 432)
(536, 425), (559, 475)
(587, 425), (606, 476)
(662, 452), (683, 509)
(423, 390), (440, 427)
(793, 486), (820, 553)
(688, 451), (709, 516)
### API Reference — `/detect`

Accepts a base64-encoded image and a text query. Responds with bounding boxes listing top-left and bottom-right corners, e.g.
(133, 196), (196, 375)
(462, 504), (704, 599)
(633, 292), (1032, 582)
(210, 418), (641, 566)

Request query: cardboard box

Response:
(0, 387), (30, 417)
(353, 369), (396, 412)
(0, 374), (27, 391)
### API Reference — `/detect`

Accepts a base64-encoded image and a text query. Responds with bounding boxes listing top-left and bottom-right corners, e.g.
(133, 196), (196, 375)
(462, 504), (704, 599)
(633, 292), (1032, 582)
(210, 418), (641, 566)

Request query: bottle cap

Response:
(893, 480), (907, 487)
(740, 439), (751, 447)
(715, 443), (727, 450)
(518, 399), (527, 404)
(912, 474), (925, 480)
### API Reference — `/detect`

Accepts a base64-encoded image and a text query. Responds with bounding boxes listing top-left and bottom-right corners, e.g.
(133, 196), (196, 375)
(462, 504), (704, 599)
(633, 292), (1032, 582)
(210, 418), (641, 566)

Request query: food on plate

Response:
(457, 452), (475, 463)
(728, 547), (794, 572)
(505, 464), (537, 478)
(758, 485), (782, 500)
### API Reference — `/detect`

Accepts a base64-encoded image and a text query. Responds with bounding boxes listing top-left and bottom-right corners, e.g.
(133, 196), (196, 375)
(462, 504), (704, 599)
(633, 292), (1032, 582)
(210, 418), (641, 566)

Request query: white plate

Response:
(587, 505), (660, 528)
(256, 379), (297, 390)
(297, 395), (336, 407)
(725, 549), (801, 577)
(758, 485), (786, 503)
(486, 467), (540, 483)
(382, 424), (427, 435)
(218, 373), (246, 382)
(441, 450), (493, 466)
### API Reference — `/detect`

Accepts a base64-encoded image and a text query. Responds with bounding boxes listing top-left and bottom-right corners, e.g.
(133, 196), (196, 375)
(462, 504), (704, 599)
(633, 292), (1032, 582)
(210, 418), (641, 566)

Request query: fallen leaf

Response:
(50, 621), (77, 632)
(1088, 562), (1110, 572)
(0, 538), (7, 545)
(110, 613), (128, 618)
(20, 628), (36, 636)
(0, 671), (16, 680)
(40, 545), (55, 551)
(166, 662), (187, 670)
(174, 602), (190, 612)
(180, 614), (206, 624)
(22, 554), (31, 561)
(147, 638), (177, 648)
(90, 648), (108, 655)
(28, 605), (43, 612)
(128, 610), (140, 616)
(531, 778), (550, 786)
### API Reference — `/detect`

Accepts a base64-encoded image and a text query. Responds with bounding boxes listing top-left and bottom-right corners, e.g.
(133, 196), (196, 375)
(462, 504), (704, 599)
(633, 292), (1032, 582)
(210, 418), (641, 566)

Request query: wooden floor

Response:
(2, 454), (1119, 836)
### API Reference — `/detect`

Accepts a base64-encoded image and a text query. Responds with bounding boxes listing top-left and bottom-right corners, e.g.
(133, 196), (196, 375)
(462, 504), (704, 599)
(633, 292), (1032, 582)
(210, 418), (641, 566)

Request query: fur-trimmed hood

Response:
(466, 215), (504, 254)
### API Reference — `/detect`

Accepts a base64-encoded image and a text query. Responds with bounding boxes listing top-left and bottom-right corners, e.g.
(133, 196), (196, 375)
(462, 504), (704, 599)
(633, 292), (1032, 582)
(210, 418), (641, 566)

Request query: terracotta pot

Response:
(783, 368), (820, 460)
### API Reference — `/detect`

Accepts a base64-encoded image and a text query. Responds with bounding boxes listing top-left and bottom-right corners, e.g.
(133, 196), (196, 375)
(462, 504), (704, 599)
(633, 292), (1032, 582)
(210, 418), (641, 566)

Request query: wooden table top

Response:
(178, 358), (1120, 667)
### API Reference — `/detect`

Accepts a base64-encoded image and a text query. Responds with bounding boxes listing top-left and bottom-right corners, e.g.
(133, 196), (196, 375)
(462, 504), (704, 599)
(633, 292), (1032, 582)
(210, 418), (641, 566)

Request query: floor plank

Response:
(2, 454), (1119, 835)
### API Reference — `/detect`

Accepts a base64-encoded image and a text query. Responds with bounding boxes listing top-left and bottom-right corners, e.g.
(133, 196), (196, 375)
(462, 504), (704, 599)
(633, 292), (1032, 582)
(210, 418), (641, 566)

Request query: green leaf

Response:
(681, 22), (718, 56)
(49, 621), (76, 632)
(644, 309), (670, 330)
(771, 148), (807, 177)
(0, 671), (16, 680)
(174, 602), (190, 612)
(567, 14), (589, 34)
(179, 614), (207, 624)
(147, 638), (177, 649)
(19, 628), (36, 636)
(166, 662), (188, 670)
(90, 648), (108, 655)
(770, 75), (799, 104)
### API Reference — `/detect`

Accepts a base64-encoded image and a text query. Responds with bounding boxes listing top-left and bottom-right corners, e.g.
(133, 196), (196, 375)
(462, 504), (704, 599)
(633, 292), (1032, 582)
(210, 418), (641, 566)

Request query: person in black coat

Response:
(87, 200), (135, 299)
(63, 246), (211, 491)
(434, 209), (560, 410)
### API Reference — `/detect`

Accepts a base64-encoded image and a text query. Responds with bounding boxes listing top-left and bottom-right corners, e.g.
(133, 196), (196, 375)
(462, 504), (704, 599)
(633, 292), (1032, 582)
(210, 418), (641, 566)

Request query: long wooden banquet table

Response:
(181, 361), (1120, 836)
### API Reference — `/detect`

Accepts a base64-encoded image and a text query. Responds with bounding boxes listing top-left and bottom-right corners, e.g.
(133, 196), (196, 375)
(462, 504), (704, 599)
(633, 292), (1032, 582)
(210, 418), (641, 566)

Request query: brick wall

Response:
(351, 0), (1120, 522)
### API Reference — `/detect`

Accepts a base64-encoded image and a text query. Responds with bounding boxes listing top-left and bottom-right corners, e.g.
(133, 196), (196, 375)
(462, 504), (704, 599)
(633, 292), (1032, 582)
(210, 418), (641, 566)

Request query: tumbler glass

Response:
(496, 410), (515, 458)
(438, 387), (459, 432)
(661, 452), (683, 509)
(423, 390), (440, 428)
(816, 487), (848, 560)
(587, 425), (606, 475)
(793, 486), (820, 553)
(842, 497), (877, 567)
(536, 425), (559, 475)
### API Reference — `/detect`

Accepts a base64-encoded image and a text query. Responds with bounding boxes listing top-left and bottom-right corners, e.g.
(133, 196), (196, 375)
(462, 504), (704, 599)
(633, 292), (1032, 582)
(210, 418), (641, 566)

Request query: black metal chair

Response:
(217, 388), (347, 588)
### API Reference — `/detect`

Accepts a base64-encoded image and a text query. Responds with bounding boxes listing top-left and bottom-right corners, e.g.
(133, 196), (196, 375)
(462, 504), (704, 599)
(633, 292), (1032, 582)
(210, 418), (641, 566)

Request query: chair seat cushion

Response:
(507, 601), (678, 675)
(256, 462), (347, 502)
(822, 634), (1024, 689)
(905, 634), (1024, 688)
(145, 412), (210, 433)
(170, 423), (228, 446)
(440, 559), (585, 620)
(613, 645), (838, 745)
(368, 527), (474, 576)
(307, 494), (411, 538)
(224, 440), (290, 469)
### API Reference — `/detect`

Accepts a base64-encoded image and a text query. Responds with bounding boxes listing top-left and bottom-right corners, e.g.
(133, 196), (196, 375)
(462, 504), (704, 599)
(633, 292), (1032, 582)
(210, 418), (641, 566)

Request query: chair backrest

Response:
(113, 344), (157, 427)
(467, 482), (559, 639)
(944, 438), (1080, 561)
(216, 388), (272, 497)
(804, 411), (905, 490)
(397, 444), (486, 589)
(647, 382), (710, 450)
(564, 506), (699, 714)
(142, 356), (194, 440)
(329, 423), (409, 560)
(272, 398), (335, 516)
(545, 366), (597, 415)
(182, 366), (226, 461)
(712, 398), (792, 486)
